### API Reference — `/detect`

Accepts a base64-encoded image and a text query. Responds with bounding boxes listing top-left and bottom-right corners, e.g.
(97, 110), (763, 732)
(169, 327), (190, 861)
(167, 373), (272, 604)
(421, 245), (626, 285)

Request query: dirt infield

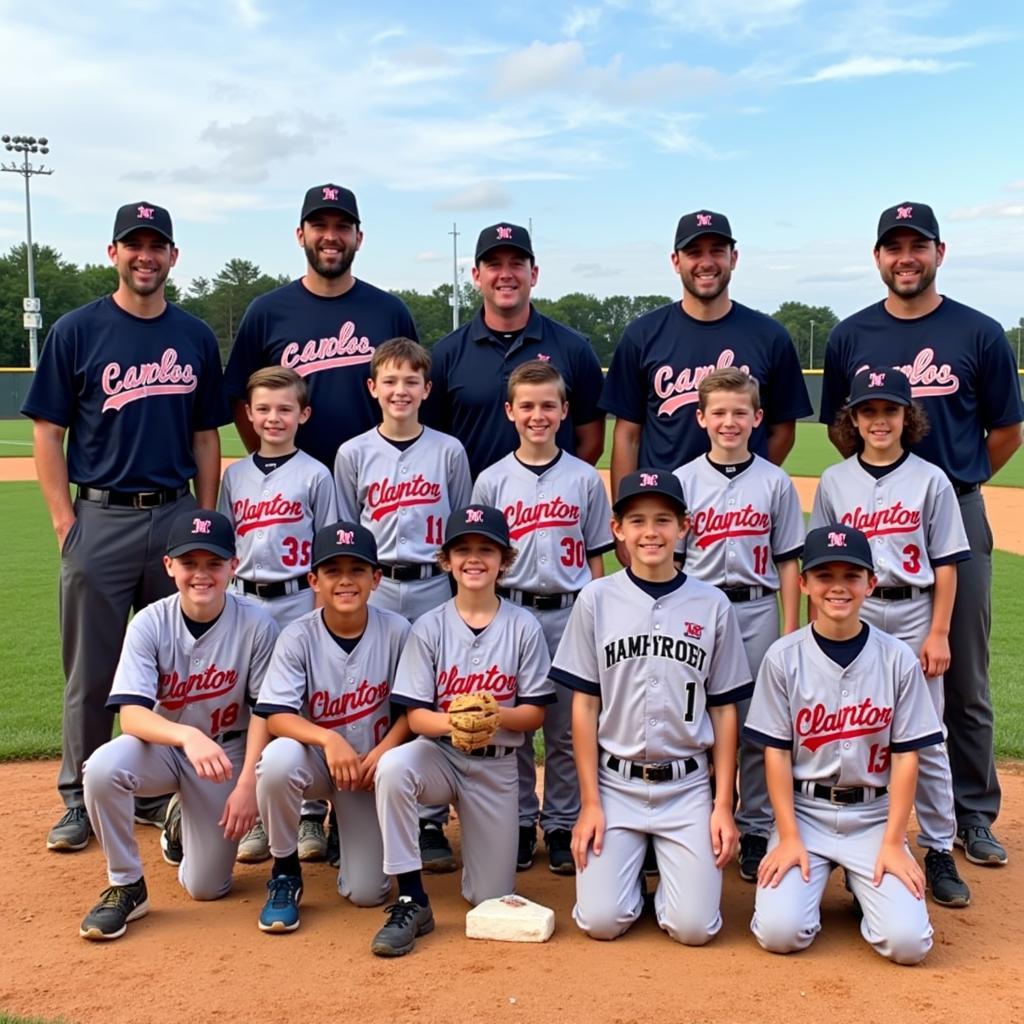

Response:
(3, 761), (1023, 1024)
(4, 456), (1024, 555)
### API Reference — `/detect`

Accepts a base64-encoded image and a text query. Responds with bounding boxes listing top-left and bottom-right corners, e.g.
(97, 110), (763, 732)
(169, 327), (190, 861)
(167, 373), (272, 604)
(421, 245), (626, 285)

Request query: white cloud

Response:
(648, 0), (805, 38)
(948, 202), (1024, 221)
(415, 250), (445, 263)
(435, 182), (513, 212)
(493, 41), (585, 93)
(563, 6), (603, 37)
(802, 56), (968, 82)
(231, 0), (267, 29)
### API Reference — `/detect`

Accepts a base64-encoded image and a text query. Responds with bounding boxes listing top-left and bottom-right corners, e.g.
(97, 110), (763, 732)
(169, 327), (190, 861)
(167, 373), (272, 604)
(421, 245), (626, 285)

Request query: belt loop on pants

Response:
(717, 584), (772, 603)
(497, 587), (577, 611)
(77, 484), (190, 509)
(600, 751), (700, 783)
(873, 584), (932, 601)
(794, 779), (888, 804)
(236, 575), (311, 599)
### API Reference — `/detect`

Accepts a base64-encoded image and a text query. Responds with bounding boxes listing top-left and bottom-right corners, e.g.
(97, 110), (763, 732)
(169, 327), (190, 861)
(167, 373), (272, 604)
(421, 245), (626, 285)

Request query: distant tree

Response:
(771, 301), (839, 369)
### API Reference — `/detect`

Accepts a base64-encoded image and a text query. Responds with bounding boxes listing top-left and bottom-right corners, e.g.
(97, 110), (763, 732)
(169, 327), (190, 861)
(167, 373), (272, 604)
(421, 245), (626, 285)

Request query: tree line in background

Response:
(3, 244), (1023, 369)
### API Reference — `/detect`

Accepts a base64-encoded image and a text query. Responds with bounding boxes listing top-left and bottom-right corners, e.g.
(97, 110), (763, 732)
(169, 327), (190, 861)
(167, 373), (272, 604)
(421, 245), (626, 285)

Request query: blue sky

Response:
(2, 0), (1022, 327)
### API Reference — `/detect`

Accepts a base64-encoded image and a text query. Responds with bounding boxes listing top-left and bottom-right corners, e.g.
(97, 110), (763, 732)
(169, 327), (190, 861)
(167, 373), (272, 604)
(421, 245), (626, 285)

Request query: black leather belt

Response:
(237, 575), (311, 599)
(602, 753), (699, 783)
(441, 737), (511, 758)
(498, 587), (577, 610)
(78, 484), (190, 508)
(796, 780), (888, 804)
(718, 585), (770, 603)
(214, 730), (244, 745)
(953, 483), (979, 497)
(379, 562), (444, 582)
(874, 584), (931, 601)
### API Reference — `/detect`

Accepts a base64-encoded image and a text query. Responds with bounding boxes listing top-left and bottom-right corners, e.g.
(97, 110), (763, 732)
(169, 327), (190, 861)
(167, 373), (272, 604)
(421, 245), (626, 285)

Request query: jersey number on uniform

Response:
(682, 681), (696, 723)
(867, 743), (891, 774)
(282, 537), (312, 568)
(753, 545), (770, 575)
(210, 703), (239, 736)
(424, 515), (444, 545)
(901, 544), (921, 574)
(560, 538), (585, 568)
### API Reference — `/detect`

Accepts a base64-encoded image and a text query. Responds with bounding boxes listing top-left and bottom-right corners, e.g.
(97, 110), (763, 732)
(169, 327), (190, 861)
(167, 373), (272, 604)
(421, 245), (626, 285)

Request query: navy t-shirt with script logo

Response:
(21, 296), (230, 491)
(600, 301), (812, 470)
(224, 279), (418, 469)
(821, 297), (1024, 485)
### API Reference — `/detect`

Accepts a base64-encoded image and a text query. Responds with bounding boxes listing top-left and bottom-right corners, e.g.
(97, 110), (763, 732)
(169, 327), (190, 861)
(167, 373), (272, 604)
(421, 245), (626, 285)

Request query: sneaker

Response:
(739, 834), (768, 883)
(370, 896), (435, 957)
(419, 821), (456, 873)
(956, 826), (1008, 866)
(160, 794), (183, 866)
(545, 829), (574, 875)
(236, 818), (271, 863)
(258, 875), (303, 933)
(79, 878), (149, 941)
(297, 817), (328, 863)
(133, 796), (170, 829)
(517, 825), (537, 872)
(326, 813), (340, 869)
(47, 807), (92, 852)
(925, 849), (971, 908)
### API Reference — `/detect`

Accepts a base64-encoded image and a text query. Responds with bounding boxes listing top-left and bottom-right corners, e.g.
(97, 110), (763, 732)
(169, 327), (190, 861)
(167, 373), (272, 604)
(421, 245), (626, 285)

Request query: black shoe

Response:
(545, 829), (574, 875)
(739, 834), (768, 882)
(79, 878), (149, 941)
(370, 896), (435, 957)
(642, 838), (659, 879)
(326, 811), (340, 869)
(956, 826), (1008, 866)
(517, 825), (537, 872)
(133, 796), (170, 829)
(160, 794), (183, 866)
(47, 807), (92, 852)
(925, 849), (971, 907)
(419, 821), (456, 873)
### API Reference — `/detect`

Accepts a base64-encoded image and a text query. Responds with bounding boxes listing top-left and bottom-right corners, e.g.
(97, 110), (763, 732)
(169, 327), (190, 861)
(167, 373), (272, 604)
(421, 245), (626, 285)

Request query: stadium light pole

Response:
(809, 319), (816, 371)
(449, 222), (460, 330)
(2, 133), (54, 369)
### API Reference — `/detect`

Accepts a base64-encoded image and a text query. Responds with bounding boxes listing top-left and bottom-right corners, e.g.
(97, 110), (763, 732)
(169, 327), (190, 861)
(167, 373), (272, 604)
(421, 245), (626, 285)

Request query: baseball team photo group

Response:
(2, 174), (1023, 1023)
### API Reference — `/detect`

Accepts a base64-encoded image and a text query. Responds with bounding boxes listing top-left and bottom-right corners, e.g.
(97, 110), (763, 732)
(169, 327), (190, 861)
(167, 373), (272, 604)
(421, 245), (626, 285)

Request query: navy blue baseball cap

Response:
(312, 520), (379, 569)
(613, 469), (687, 517)
(475, 223), (534, 262)
(801, 524), (874, 573)
(301, 183), (360, 225)
(875, 202), (940, 247)
(444, 505), (511, 548)
(113, 202), (174, 244)
(674, 210), (735, 250)
(166, 509), (235, 559)
(845, 366), (912, 409)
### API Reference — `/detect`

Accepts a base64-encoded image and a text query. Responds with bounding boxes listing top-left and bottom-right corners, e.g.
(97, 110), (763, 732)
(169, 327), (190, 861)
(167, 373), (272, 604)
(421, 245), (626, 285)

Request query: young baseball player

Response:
(214, 366), (337, 866)
(370, 505), (556, 957)
(78, 510), (278, 941)
(812, 366), (972, 907)
(252, 521), (412, 933)
(672, 367), (804, 883)
(551, 470), (752, 945)
(472, 360), (614, 874)
(746, 524), (941, 965)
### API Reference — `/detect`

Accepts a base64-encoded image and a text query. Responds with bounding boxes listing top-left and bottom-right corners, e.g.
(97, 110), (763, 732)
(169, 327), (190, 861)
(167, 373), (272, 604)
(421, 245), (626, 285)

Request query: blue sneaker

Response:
(258, 875), (303, 933)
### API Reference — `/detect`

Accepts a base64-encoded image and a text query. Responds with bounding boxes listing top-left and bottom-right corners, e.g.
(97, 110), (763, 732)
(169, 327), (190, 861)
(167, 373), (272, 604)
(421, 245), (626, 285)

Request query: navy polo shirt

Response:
(821, 297), (1024, 486)
(422, 306), (605, 478)
(600, 301), (812, 470)
(224, 278), (418, 468)
(21, 296), (230, 491)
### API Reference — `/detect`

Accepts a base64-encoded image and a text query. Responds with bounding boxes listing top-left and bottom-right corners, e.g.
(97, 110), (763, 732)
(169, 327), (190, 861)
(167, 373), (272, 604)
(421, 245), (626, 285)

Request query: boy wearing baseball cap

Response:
(78, 510), (279, 941)
(551, 471), (751, 945)
(370, 505), (556, 956)
(746, 524), (940, 964)
(252, 521), (413, 933)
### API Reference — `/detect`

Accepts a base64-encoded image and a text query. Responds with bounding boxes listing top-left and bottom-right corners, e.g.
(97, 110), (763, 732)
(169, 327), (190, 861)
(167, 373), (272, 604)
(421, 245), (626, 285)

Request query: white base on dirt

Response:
(466, 894), (555, 943)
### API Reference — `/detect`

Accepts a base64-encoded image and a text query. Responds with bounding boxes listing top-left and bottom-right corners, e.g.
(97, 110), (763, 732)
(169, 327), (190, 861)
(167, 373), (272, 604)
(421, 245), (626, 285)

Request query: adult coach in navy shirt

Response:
(224, 184), (418, 468)
(601, 210), (811, 496)
(22, 202), (228, 852)
(821, 201), (1023, 867)
(423, 223), (605, 478)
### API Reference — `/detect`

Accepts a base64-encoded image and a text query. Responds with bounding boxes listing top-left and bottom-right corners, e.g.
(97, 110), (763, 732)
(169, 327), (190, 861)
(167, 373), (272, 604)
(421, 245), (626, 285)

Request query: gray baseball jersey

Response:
(254, 605), (411, 755)
(674, 454), (804, 588)
(218, 450), (337, 582)
(334, 426), (472, 565)
(551, 572), (752, 761)
(107, 592), (279, 738)
(390, 599), (555, 748)
(809, 453), (969, 588)
(745, 625), (943, 786)
(472, 451), (614, 594)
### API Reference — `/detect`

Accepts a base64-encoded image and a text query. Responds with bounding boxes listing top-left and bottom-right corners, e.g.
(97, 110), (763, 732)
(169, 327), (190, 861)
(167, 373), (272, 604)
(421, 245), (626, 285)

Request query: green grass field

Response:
(3, 480), (1024, 761)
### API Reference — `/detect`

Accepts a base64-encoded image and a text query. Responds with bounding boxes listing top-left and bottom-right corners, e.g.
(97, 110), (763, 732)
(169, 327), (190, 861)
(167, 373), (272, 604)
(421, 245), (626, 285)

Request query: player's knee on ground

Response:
(657, 902), (719, 947)
(751, 908), (819, 954)
(180, 869), (233, 902)
(340, 874), (392, 908)
(574, 895), (641, 941)
(869, 918), (933, 966)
